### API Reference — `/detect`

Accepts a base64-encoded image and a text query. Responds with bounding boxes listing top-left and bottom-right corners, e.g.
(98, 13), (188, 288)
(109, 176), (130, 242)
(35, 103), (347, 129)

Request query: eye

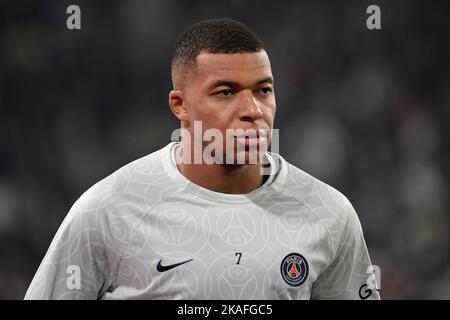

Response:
(259, 87), (273, 95)
(215, 89), (234, 96)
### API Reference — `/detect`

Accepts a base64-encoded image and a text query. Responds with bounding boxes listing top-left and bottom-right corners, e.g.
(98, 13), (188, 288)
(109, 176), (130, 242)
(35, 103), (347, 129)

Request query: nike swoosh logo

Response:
(156, 258), (193, 272)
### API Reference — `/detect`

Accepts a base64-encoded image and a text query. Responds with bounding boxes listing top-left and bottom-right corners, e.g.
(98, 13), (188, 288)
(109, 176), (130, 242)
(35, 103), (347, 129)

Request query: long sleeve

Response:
(24, 194), (120, 299)
(311, 198), (381, 300)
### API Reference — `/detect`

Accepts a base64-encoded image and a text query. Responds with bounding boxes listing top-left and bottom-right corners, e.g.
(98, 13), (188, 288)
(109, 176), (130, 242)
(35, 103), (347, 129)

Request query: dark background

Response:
(1, 0), (449, 299)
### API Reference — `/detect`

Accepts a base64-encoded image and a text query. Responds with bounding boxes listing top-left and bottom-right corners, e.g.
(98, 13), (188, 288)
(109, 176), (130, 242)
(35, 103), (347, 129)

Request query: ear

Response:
(169, 90), (189, 123)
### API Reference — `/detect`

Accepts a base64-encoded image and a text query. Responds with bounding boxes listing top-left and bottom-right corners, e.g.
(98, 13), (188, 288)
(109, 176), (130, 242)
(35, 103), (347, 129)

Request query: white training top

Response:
(25, 142), (380, 300)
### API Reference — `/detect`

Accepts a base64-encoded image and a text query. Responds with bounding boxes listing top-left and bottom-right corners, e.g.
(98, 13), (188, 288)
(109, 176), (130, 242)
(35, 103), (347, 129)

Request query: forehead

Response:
(194, 51), (273, 85)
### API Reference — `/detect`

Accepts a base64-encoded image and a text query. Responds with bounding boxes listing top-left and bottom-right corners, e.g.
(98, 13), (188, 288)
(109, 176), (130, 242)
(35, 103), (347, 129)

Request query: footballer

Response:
(25, 18), (380, 300)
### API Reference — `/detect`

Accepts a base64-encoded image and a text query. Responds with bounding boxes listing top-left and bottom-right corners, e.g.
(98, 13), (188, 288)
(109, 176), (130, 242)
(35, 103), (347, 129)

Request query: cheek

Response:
(195, 99), (235, 127)
(264, 102), (276, 125)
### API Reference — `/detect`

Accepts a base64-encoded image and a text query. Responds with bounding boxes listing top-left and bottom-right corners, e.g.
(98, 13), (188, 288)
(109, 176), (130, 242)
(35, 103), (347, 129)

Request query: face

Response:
(170, 50), (276, 164)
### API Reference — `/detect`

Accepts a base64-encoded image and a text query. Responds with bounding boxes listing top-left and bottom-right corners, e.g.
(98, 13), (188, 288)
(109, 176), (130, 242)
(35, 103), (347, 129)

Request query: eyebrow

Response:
(208, 77), (274, 90)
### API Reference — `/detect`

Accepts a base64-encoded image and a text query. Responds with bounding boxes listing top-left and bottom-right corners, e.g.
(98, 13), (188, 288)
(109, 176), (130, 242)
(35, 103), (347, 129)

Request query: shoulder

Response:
(276, 155), (362, 234)
(66, 144), (174, 232)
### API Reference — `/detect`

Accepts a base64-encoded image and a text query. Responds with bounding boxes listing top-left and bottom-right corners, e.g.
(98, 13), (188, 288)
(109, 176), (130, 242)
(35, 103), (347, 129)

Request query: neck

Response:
(175, 145), (268, 194)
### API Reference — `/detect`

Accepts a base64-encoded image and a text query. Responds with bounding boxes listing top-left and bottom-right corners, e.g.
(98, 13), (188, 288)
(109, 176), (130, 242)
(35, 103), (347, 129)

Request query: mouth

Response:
(233, 130), (268, 147)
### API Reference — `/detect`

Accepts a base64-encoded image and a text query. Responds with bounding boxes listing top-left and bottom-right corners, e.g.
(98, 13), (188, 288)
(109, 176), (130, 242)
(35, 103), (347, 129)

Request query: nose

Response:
(238, 89), (263, 122)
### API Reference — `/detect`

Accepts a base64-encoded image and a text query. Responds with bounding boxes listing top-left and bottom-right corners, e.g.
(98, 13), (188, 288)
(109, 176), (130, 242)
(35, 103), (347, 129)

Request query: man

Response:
(25, 18), (380, 300)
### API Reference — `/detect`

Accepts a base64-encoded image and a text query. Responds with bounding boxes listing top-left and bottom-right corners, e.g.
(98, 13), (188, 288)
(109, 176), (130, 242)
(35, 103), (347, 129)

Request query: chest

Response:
(111, 199), (333, 299)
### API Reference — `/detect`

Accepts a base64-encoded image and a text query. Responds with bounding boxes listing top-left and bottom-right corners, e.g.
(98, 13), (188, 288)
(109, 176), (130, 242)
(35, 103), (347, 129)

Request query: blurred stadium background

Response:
(0, 0), (449, 299)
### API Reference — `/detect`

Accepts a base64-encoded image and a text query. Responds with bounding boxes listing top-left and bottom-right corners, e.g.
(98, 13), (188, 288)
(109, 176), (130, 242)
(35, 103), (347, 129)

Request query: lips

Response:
(238, 136), (265, 147)
(233, 129), (268, 139)
(234, 130), (268, 147)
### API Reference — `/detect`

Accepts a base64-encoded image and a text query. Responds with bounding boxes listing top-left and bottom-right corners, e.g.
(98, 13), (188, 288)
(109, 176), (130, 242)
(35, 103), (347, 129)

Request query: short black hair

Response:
(171, 18), (265, 86)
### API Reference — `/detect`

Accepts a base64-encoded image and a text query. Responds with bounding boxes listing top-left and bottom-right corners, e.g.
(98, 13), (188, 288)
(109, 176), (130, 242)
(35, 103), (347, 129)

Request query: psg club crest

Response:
(280, 253), (309, 287)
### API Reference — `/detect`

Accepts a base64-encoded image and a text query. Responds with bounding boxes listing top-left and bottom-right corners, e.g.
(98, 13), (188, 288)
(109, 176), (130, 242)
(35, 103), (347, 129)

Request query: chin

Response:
(223, 149), (265, 166)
